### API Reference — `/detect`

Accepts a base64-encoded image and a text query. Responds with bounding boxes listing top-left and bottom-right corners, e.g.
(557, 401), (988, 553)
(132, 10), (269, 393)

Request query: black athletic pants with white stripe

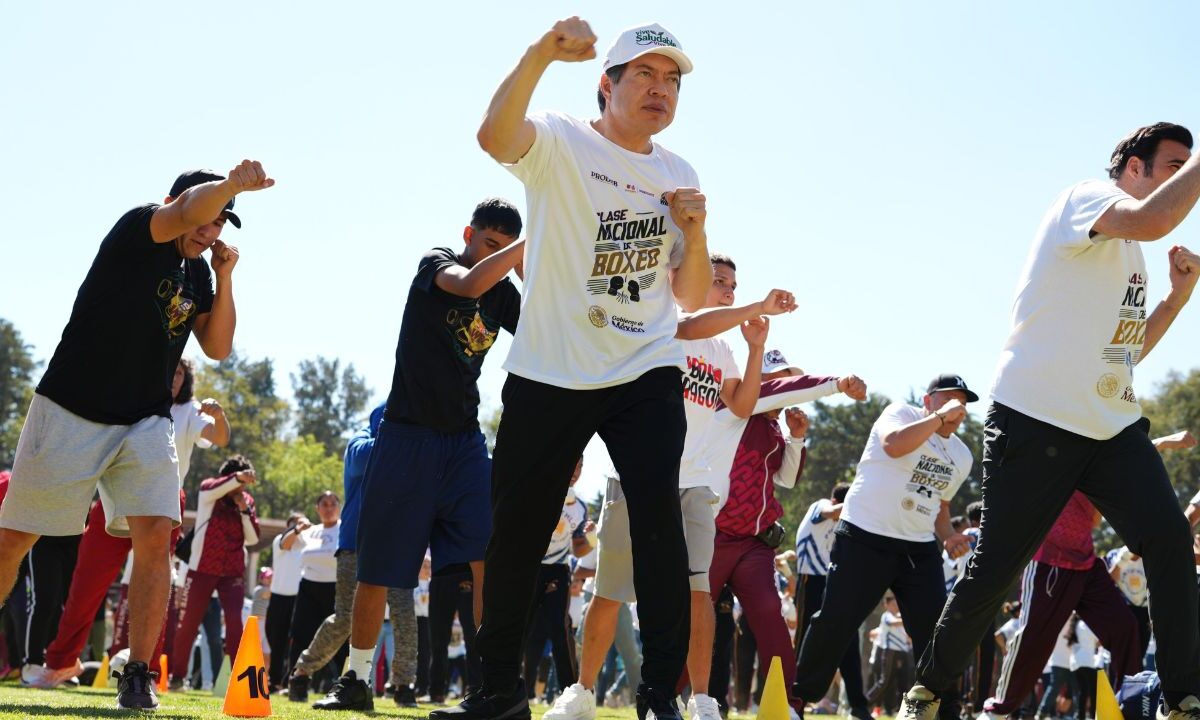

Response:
(917, 403), (1200, 707)
(476, 367), (690, 697)
(22, 534), (80, 665)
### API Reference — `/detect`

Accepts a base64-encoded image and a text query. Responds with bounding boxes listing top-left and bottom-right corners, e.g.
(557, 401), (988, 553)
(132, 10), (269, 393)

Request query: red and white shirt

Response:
(189, 474), (260, 577)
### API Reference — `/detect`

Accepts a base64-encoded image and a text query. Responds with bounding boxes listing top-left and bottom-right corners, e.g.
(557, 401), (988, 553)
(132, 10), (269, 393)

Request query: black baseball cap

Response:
(168, 170), (241, 228)
(926, 373), (979, 402)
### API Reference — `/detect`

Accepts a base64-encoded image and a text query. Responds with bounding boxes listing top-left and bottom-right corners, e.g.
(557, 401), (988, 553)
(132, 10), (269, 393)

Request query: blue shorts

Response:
(356, 421), (492, 588)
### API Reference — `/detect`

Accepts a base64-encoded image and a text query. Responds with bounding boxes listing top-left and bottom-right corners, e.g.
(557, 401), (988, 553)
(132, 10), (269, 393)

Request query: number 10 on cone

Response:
(222, 615), (272, 717)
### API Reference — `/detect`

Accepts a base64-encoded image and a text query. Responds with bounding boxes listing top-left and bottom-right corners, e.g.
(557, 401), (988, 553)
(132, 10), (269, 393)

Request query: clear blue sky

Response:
(3, 2), (1200, 501)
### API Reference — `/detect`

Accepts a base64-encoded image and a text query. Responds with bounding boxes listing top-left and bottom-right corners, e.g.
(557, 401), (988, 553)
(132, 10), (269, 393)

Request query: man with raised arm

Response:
(895, 122), (1200, 720)
(439, 17), (712, 720)
(0, 161), (273, 710)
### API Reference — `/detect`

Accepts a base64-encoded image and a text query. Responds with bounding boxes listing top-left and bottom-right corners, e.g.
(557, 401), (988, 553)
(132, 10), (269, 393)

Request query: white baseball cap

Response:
(602, 23), (693, 75)
(762, 349), (796, 375)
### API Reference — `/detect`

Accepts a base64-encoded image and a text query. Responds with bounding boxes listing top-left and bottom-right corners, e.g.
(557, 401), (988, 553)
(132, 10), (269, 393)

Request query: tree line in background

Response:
(3, 316), (1199, 549)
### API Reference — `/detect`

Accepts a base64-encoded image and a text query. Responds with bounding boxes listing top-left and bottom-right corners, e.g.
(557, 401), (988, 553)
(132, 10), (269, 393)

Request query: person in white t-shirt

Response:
(267, 511), (306, 691)
(868, 596), (914, 716)
(797, 374), (976, 720)
(459, 18), (716, 720)
(1106, 545), (1151, 659)
(899, 124), (1200, 720)
(281, 492), (341, 684)
(549, 253), (797, 720)
(1067, 616), (1101, 720)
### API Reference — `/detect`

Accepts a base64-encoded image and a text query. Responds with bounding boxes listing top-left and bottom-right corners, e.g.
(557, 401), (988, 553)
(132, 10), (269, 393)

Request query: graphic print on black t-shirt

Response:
(384, 247), (520, 433)
(156, 264), (207, 344)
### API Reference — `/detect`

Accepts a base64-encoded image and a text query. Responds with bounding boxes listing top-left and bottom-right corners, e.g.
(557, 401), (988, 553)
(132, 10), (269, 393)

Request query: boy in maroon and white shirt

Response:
(169, 455), (260, 687)
(702, 350), (867, 714)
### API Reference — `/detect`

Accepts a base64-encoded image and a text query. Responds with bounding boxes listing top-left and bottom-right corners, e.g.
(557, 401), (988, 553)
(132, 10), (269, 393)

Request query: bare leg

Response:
(125, 516), (173, 665)
(0, 528), (39, 607)
(687, 590), (715, 693)
(579, 596), (621, 690)
(351, 582), (388, 650)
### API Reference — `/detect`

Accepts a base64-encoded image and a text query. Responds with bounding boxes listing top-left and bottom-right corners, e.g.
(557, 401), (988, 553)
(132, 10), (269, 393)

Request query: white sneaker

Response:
(977, 711), (1006, 720)
(896, 685), (941, 720)
(689, 694), (725, 720)
(545, 683), (597, 720)
(1157, 695), (1200, 720)
(21, 664), (52, 687)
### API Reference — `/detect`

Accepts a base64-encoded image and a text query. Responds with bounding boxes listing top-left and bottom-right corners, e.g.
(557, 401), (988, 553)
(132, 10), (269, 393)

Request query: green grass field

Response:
(0, 683), (645, 719)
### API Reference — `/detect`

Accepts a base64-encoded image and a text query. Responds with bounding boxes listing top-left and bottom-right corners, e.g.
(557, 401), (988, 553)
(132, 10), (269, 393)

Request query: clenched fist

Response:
(210, 239), (240, 279)
(665, 187), (706, 235)
(535, 17), (598, 63)
(758, 289), (797, 316)
(837, 375), (867, 401)
(934, 399), (968, 426)
(226, 159), (275, 194)
(785, 407), (809, 439)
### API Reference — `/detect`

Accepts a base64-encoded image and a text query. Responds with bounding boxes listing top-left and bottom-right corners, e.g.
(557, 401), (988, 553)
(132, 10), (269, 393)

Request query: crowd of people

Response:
(2, 14), (1200, 720)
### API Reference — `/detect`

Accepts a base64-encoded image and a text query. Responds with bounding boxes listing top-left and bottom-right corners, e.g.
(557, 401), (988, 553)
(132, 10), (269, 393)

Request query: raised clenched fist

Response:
(226, 159), (275, 193)
(535, 17), (598, 63)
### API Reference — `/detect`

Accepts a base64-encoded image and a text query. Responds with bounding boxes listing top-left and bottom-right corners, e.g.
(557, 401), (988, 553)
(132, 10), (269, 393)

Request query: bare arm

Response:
(1140, 246), (1199, 362)
(191, 267), (235, 361)
(1093, 153), (1200, 241)
(820, 502), (844, 521)
(937, 502), (971, 559)
(676, 289), (796, 340)
(434, 240), (525, 298)
(720, 318), (768, 419)
(477, 18), (596, 163)
(149, 160), (274, 243)
(1153, 430), (1197, 452)
(198, 399), (231, 448)
(1186, 504), (1200, 529)
(881, 400), (967, 459)
(279, 520), (310, 551)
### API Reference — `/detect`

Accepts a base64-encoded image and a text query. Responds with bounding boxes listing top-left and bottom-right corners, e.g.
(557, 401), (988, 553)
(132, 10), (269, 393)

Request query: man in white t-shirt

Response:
(453, 18), (715, 720)
(792, 484), (871, 720)
(899, 123), (1200, 720)
(796, 374), (976, 720)
(545, 253), (796, 720)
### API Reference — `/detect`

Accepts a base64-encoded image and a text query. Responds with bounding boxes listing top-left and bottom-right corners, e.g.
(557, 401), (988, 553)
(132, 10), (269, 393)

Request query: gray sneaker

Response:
(1157, 695), (1200, 720)
(896, 685), (940, 720)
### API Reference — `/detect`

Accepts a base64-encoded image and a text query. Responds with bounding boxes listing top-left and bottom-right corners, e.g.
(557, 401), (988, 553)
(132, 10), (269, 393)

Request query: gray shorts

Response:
(593, 476), (717, 604)
(0, 394), (182, 537)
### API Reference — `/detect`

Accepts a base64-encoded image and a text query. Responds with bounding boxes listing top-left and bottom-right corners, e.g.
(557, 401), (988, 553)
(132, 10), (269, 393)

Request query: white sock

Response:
(348, 646), (374, 683)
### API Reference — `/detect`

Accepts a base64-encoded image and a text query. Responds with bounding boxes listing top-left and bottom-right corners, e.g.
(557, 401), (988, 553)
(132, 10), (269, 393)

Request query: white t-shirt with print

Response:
(991, 180), (1147, 440)
(679, 336), (741, 489)
(542, 489), (588, 565)
(502, 110), (697, 389)
(1105, 546), (1148, 607)
(794, 499), (838, 576)
(874, 611), (911, 652)
(299, 522), (340, 583)
(171, 400), (215, 485)
(414, 579), (430, 618)
(841, 403), (972, 542)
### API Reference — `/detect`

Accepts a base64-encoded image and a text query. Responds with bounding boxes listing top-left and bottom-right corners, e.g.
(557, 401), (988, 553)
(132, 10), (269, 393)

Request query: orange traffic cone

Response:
(756, 656), (791, 720)
(1096, 668), (1124, 720)
(222, 615), (271, 717)
(157, 654), (169, 693)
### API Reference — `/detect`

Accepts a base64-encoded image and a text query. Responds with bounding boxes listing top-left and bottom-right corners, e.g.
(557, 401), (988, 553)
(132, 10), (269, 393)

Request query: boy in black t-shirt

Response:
(313, 198), (524, 712)
(0, 160), (274, 711)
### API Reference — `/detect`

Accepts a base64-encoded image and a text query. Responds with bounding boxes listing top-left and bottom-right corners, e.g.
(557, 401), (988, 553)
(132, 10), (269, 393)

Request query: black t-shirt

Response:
(384, 247), (521, 433)
(38, 204), (215, 424)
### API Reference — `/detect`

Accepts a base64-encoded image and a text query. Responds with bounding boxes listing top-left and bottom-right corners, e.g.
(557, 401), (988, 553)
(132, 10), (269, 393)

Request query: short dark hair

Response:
(710, 253), (736, 272)
(1108, 122), (1193, 180)
(966, 501), (983, 524)
(597, 64), (626, 112)
(174, 357), (196, 404)
(832, 483), (851, 503)
(470, 197), (522, 238)
(950, 515), (966, 532)
(218, 454), (253, 477)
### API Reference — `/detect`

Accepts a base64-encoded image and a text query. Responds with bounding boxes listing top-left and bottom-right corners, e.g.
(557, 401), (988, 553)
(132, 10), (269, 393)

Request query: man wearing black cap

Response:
(0, 160), (273, 710)
(794, 375), (976, 719)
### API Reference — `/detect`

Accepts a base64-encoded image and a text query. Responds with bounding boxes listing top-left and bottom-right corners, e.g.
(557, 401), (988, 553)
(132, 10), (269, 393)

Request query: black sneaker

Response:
(636, 686), (684, 720)
(116, 661), (160, 711)
(429, 680), (531, 720)
(312, 670), (374, 712)
(395, 684), (419, 708)
(288, 673), (310, 703)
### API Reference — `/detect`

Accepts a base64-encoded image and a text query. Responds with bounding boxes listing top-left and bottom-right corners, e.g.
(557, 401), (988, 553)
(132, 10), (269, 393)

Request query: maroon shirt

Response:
(1033, 491), (1097, 571)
